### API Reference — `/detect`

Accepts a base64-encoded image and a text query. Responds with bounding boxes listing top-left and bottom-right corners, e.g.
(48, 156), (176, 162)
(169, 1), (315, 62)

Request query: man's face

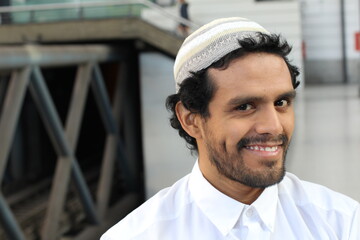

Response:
(198, 52), (296, 188)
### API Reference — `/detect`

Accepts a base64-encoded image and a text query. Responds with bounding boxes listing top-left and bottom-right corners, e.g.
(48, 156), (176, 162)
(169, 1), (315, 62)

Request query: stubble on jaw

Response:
(205, 134), (289, 188)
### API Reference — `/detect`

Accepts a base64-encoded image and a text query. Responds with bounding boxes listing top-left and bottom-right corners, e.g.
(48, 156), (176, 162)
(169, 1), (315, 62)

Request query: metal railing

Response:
(0, 0), (199, 32)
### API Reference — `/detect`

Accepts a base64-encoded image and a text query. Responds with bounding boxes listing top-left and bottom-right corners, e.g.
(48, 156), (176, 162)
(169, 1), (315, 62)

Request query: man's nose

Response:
(254, 107), (283, 135)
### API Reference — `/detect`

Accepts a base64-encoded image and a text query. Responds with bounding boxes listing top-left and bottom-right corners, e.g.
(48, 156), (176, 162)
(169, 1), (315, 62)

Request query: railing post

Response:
(29, 10), (35, 22)
(78, 6), (84, 19)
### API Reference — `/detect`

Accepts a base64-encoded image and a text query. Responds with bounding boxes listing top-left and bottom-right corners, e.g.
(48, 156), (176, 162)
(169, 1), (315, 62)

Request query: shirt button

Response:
(246, 208), (254, 217)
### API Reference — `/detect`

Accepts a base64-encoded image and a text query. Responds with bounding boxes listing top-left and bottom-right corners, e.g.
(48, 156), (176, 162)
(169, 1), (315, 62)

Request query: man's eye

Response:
(275, 99), (290, 107)
(236, 104), (253, 111)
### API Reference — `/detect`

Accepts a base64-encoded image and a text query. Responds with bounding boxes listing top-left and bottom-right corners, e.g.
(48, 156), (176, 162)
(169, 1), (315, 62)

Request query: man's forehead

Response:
(207, 53), (292, 82)
(206, 53), (294, 101)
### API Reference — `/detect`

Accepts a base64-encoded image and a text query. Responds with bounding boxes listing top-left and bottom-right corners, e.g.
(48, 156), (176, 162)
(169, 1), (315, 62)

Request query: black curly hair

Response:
(166, 32), (300, 152)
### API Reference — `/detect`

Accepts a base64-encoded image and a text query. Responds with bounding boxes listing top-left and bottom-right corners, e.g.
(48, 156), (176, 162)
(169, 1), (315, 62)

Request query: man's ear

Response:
(175, 101), (202, 139)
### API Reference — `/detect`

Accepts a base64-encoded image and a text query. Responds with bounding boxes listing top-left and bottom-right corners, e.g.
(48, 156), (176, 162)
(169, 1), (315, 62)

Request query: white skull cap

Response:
(173, 17), (269, 92)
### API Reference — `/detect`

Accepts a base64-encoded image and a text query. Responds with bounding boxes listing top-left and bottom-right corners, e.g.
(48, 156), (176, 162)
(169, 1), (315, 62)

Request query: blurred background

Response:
(0, 0), (359, 239)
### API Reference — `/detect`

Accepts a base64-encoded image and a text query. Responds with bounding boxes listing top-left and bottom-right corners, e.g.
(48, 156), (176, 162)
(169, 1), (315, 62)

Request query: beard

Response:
(204, 132), (290, 188)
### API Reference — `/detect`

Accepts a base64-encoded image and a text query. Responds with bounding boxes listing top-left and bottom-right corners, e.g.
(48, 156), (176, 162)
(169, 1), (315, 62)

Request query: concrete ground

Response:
(140, 52), (360, 202)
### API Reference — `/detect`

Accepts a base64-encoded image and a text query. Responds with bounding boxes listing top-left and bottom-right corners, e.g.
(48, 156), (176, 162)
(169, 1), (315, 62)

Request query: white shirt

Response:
(101, 162), (360, 240)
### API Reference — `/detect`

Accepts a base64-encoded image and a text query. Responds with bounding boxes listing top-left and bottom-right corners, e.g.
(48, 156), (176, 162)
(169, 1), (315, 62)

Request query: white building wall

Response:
(301, 0), (360, 83)
(301, 0), (342, 60)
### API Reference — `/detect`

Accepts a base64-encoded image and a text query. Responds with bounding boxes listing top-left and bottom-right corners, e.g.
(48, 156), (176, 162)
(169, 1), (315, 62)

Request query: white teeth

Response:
(247, 146), (278, 152)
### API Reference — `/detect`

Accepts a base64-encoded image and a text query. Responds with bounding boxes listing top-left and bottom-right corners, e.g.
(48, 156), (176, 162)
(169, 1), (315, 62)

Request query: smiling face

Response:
(197, 52), (296, 190)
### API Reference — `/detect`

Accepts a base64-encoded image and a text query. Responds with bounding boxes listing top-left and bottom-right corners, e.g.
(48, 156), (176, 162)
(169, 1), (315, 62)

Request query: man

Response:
(101, 17), (360, 239)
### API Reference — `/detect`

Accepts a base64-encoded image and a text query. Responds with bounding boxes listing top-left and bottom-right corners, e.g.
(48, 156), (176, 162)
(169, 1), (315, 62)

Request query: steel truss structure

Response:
(0, 44), (144, 240)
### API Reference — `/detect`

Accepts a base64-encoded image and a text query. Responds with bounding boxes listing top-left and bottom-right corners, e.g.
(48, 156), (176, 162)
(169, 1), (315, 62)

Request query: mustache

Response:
(237, 134), (289, 151)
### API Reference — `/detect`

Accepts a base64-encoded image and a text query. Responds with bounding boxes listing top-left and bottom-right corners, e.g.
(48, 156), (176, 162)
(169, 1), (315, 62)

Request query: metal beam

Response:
(122, 51), (143, 194)
(0, 193), (25, 240)
(29, 66), (71, 156)
(66, 63), (99, 225)
(91, 64), (134, 191)
(71, 161), (99, 224)
(29, 67), (73, 240)
(96, 135), (118, 219)
(91, 64), (117, 134)
(0, 45), (121, 70)
(28, 66), (99, 240)
(0, 67), (30, 182)
(64, 63), (93, 152)
(96, 63), (126, 219)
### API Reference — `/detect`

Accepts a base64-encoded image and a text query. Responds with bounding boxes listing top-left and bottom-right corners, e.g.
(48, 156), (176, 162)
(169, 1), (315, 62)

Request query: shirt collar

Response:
(251, 183), (278, 232)
(189, 161), (278, 235)
(189, 161), (245, 236)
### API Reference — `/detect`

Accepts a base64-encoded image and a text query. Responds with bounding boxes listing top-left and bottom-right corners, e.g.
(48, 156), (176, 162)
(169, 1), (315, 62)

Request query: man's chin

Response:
(234, 167), (286, 188)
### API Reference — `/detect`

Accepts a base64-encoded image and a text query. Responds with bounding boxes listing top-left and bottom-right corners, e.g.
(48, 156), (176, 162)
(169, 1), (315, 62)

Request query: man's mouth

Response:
(242, 144), (283, 157)
(244, 145), (280, 152)
(236, 134), (288, 158)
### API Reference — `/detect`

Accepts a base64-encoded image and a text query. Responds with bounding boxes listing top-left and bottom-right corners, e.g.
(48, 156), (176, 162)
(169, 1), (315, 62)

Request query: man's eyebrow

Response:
(227, 90), (297, 106)
(227, 96), (264, 106)
(277, 90), (297, 100)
